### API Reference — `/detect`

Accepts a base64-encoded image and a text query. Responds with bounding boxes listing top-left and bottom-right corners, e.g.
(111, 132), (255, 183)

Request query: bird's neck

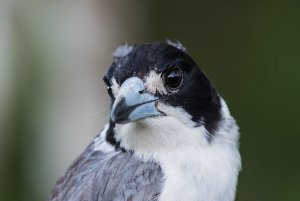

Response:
(115, 100), (241, 201)
(157, 142), (240, 201)
(118, 123), (241, 201)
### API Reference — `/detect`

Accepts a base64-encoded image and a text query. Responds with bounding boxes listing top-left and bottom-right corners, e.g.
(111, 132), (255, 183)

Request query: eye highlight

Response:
(162, 68), (183, 90)
(103, 76), (114, 98)
(106, 86), (114, 98)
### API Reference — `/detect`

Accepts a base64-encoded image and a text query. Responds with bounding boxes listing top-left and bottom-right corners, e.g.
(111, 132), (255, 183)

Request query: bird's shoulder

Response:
(49, 133), (162, 201)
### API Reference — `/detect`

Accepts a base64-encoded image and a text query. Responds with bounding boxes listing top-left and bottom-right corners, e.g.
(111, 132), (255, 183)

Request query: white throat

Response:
(157, 138), (240, 201)
(114, 99), (241, 201)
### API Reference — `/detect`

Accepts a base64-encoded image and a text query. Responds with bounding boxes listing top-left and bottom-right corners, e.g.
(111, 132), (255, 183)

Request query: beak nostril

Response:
(138, 89), (145, 94)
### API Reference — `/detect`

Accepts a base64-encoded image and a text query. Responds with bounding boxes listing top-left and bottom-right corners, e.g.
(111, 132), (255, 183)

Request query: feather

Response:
(49, 134), (162, 201)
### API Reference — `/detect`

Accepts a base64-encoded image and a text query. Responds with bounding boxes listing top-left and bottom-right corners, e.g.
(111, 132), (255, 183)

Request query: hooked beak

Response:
(110, 77), (163, 124)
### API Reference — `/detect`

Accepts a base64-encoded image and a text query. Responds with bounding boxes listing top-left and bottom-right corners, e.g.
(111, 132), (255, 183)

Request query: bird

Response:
(49, 41), (241, 201)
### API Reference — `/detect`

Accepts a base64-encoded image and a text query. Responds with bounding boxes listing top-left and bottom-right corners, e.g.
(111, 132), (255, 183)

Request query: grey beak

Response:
(110, 77), (162, 124)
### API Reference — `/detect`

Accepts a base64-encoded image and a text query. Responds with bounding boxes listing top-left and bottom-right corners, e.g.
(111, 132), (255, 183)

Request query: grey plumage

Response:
(49, 135), (162, 201)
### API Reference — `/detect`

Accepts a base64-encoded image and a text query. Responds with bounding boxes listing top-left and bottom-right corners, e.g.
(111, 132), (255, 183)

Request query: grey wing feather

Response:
(49, 135), (163, 201)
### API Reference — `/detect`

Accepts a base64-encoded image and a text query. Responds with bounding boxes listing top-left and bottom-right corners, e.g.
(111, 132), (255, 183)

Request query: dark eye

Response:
(103, 76), (114, 98)
(107, 86), (114, 98)
(163, 68), (183, 89)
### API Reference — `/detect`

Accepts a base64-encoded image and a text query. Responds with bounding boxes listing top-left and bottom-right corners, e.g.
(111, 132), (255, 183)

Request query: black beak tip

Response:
(110, 97), (133, 124)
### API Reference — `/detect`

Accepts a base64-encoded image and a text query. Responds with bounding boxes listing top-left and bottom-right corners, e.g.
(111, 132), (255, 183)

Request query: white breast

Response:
(114, 99), (241, 201)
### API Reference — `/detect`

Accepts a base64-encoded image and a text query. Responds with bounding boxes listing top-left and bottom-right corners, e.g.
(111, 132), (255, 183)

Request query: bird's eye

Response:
(107, 86), (114, 98)
(103, 76), (115, 98)
(163, 68), (183, 90)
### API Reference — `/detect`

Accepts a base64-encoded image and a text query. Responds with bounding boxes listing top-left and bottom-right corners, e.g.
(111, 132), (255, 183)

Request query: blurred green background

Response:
(0, 0), (299, 200)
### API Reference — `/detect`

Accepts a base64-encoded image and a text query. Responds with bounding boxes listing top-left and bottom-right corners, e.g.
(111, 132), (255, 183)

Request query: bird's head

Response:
(103, 42), (238, 158)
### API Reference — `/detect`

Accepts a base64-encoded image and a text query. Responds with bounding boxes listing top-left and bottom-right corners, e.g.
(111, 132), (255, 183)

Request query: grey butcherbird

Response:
(49, 41), (241, 201)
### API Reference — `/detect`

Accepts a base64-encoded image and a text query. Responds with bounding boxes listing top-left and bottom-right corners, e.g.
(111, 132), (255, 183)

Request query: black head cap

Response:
(104, 43), (221, 138)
